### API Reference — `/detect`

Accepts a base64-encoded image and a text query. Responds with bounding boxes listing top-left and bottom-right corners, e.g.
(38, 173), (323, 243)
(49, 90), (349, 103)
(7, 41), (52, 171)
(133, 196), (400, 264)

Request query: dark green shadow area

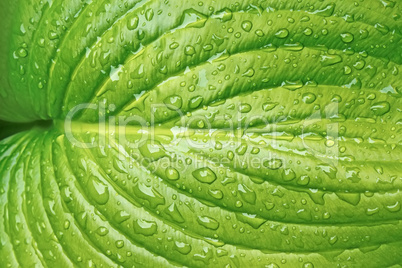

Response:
(0, 120), (53, 141)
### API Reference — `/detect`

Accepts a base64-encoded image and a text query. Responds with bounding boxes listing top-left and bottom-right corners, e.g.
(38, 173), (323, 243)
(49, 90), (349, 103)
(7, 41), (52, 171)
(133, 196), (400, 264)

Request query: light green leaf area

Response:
(0, 0), (401, 267)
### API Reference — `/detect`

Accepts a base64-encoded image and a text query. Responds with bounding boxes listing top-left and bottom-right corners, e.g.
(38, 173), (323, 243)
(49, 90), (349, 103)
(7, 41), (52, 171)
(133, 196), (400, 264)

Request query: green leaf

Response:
(0, 0), (402, 267)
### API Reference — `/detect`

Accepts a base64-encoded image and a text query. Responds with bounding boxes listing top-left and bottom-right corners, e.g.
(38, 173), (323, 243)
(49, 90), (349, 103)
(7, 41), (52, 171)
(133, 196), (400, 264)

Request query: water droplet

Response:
(242, 68), (255, 77)
(164, 95), (183, 110)
(302, 93), (316, 104)
(380, 0), (396, 7)
(340, 32), (354, 43)
(303, 262), (314, 268)
(325, 139), (335, 147)
(174, 241), (191, 255)
(263, 159), (283, 170)
(255, 29), (264, 37)
(192, 167), (217, 184)
(238, 103), (252, 113)
(353, 60), (365, 70)
(236, 143), (248, 155)
(113, 210), (131, 223)
(366, 207), (379, 216)
(214, 8), (233, 22)
(48, 31), (58, 40)
(208, 189), (223, 200)
(169, 42), (179, 49)
(130, 63), (144, 79)
(115, 240), (124, 248)
(96, 226), (109, 236)
(310, 3), (336, 16)
(197, 216), (219, 230)
(145, 8), (154, 21)
(303, 28), (313, 36)
(317, 164), (337, 179)
(275, 29), (289, 39)
(336, 192), (360, 206)
(282, 80), (303, 91)
(238, 184), (256, 204)
(235, 200), (243, 208)
(87, 176), (109, 205)
(184, 45), (196, 56)
(282, 168), (296, 181)
(61, 186), (73, 203)
(241, 20), (253, 32)
(133, 219), (157, 236)
(164, 203), (185, 223)
(133, 183), (165, 208)
(386, 201), (401, 212)
(16, 48), (28, 58)
(374, 23), (389, 34)
(262, 102), (278, 111)
(139, 140), (167, 162)
(127, 15), (139, 30)
(235, 213), (266, 229)
(344, 65), (352, 74)
(370, 101), (390, 116)
(329, 235), (338, 245)
(180, 8), (208, 28)
(165, 167), (180, 181)
(320, 54), (342, 67)
(63, 220), (70, 230)
(189, 96), (203, 109)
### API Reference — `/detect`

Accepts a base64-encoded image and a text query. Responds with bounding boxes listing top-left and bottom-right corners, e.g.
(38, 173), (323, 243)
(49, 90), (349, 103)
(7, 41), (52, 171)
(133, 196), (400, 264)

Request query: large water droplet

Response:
(164, 203), (185, 223)
(320, 54), (342, 67)
(113, 210), (131, 223)
(189, 96), (203, 109)
(241, 20), (253, 32)
(174, 241), (191, 255)
(275, 29), (289, 39)
(370, 101), (390, 116)
(263, 159), (283, 170)
(87, 176), (109, 205)
(235, 213), (266, 229)
(340, 32), (354, 43)
(238, 184), (256, 204)
(133, 219), (157, 236)
(139, 140), (167, 162)
(192, 167), (217, 184)
(336, 192), (360, 206)
(184, 45), (196, 56)
(165, 167), (180, 181)
(164, 95), (183, 110)
(197, 216), (219, 230)
(133, 183), (165, 208)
